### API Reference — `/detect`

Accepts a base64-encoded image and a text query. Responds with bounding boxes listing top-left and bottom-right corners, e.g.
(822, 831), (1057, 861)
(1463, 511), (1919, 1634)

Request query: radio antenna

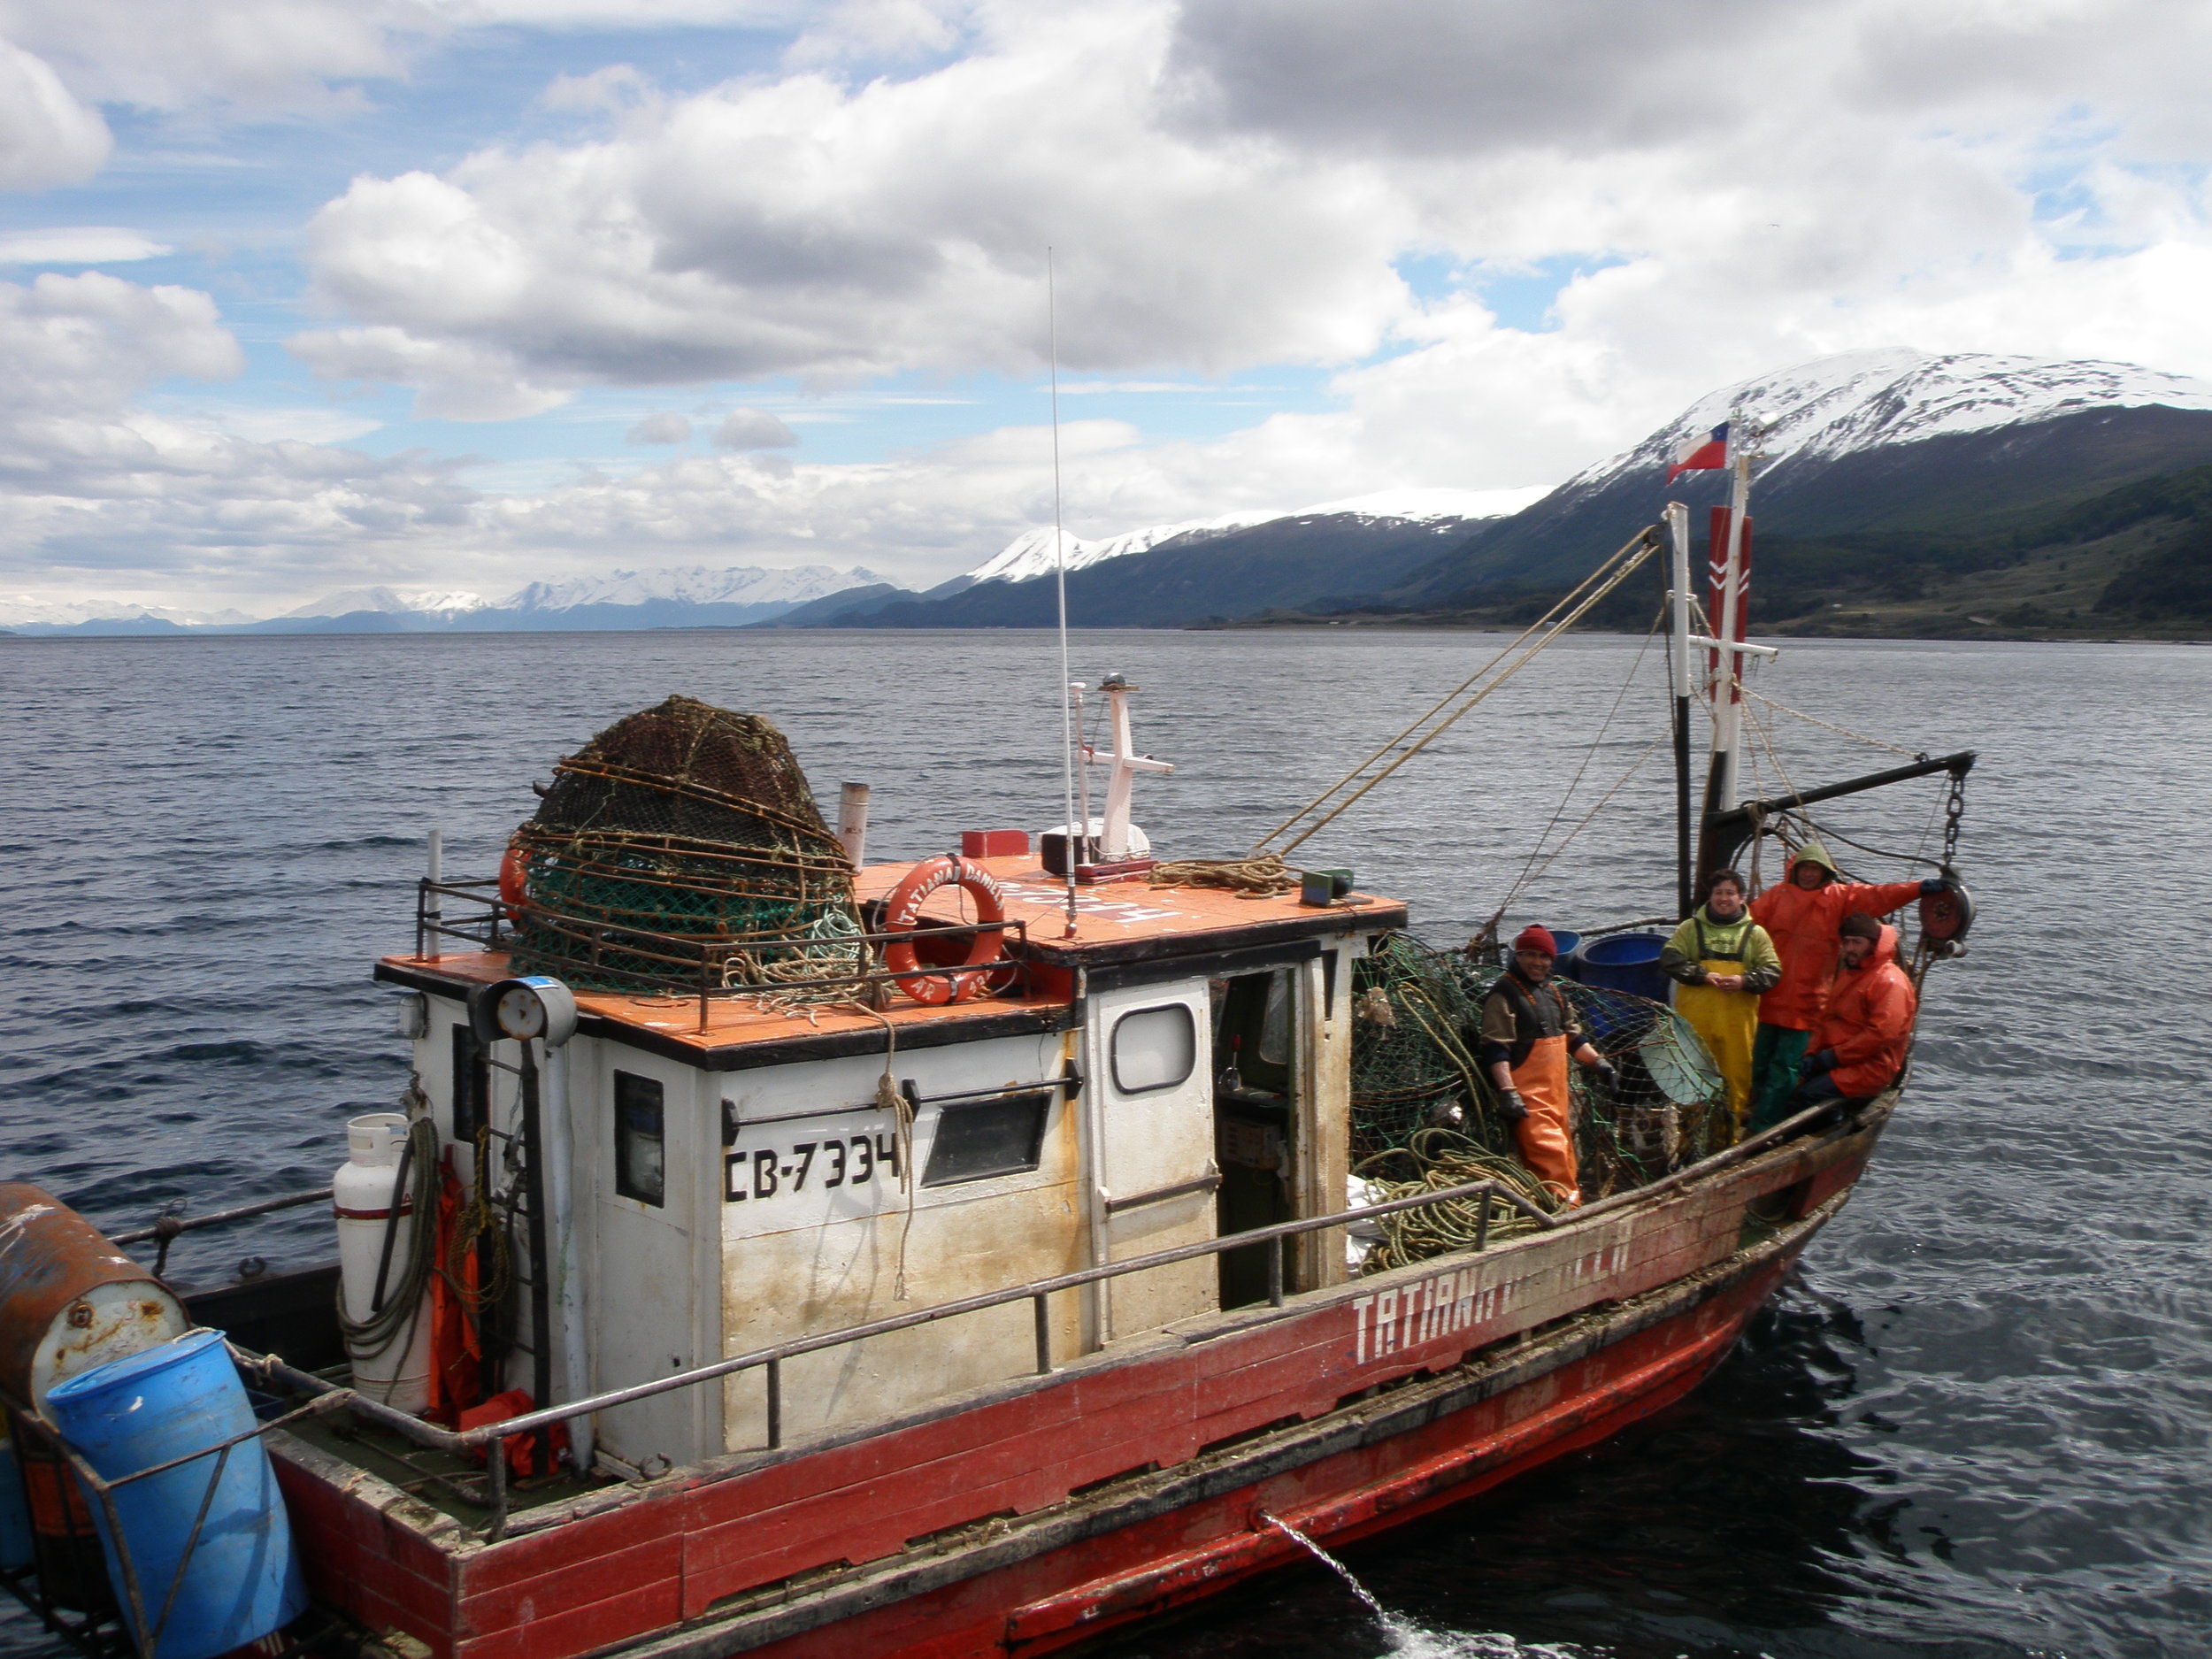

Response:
(1048, 249), (1079, 938)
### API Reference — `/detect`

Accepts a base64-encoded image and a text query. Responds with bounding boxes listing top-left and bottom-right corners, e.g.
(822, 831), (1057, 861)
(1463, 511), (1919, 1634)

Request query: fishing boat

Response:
(0, 435), (1977, 1659)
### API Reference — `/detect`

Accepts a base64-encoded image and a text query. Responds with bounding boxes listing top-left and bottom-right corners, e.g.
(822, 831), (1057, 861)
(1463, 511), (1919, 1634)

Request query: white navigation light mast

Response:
(1086, 675), (1172, 860)
(1693, 417), (1779, 882)
(1707, 424), (1752, 814)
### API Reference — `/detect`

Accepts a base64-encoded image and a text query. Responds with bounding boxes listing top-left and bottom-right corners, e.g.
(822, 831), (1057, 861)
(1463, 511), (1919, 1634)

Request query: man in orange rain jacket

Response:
(1791, 913), (1917, 1111)
(1747, 842), (1942, 1133)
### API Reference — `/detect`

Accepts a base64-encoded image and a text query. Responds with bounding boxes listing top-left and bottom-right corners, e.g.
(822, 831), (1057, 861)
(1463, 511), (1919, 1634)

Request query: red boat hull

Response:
(271, 1118), (1878, 1659)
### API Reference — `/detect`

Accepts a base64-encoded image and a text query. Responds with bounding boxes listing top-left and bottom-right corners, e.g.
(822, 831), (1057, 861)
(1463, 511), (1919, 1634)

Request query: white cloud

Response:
(0, 227), (169, 264)
(0, 0), (415, 118)
(713, 408), (795, 449)
(296, 2), (1412, 414)
(0, 39), (111, 188)
(0, 273), (476, 601)
(626, 411), (692, 443)
(16, 0), (2212, 612)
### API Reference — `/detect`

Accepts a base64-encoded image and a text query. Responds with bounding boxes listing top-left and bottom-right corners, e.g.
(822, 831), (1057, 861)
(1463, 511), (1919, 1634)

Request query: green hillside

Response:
(1240, 460), (2212, 639)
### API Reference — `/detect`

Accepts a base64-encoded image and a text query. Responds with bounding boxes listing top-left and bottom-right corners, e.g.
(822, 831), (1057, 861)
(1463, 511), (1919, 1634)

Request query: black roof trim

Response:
(374, 960), (1079, 1072)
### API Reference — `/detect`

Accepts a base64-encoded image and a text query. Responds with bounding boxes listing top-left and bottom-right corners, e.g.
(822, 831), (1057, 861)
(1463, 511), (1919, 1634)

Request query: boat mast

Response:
(1694, 421), (1763, 890)
(1664, 502), (1694, 918)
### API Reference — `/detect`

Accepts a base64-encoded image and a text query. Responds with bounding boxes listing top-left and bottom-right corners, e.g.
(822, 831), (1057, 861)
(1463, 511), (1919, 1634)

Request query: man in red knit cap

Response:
(1479, 925), (1617, 1207)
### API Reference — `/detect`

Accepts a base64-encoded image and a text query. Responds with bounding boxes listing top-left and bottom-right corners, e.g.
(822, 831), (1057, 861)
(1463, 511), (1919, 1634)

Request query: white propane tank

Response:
(334, 1112), (434, 1413)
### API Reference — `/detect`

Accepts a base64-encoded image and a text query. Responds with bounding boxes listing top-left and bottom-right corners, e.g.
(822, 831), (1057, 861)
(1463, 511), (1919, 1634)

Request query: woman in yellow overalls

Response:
(1660, 869), (1781, 1140)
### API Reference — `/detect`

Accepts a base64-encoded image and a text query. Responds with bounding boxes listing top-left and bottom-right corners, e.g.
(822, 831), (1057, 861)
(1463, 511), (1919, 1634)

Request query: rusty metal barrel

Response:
(0, 1183), (189, 1610)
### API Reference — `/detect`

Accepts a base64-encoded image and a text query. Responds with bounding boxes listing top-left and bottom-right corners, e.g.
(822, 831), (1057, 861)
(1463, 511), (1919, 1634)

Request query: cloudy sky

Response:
(4, 0), (2212, 613)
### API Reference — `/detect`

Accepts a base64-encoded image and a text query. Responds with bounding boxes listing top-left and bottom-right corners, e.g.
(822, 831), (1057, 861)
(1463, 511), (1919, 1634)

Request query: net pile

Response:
(1349, 933), (1733, 1213)
(505, 696), (861, 994)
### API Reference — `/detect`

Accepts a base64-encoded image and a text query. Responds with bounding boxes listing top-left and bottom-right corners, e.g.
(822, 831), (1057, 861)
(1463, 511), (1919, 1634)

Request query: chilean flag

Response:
(1667, 421), (1729, 483)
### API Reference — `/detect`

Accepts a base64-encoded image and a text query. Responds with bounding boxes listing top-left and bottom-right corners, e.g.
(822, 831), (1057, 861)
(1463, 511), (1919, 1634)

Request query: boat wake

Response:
(1262, 1515), (1608, 1658)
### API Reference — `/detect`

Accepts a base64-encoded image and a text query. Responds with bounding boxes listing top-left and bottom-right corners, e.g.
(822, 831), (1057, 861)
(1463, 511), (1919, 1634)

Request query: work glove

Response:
(1494, 1088), (1528, 1123)
(1919, 876), (1950, 896)
(1803, 1048), (1837, 1077)
(1586, 1059), (1619, 1090)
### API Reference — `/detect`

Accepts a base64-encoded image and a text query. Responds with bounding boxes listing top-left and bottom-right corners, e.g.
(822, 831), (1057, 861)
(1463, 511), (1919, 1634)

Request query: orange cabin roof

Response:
(376, 854), (1404, 1066)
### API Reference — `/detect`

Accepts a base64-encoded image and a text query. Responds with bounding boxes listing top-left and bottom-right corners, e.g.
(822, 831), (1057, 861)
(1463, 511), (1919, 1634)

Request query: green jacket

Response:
(1660, 907), (1782, 991)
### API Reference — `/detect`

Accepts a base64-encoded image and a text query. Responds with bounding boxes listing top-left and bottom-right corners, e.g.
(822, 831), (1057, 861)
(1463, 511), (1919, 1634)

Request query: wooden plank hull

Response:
(269, 1103), (1888, 1659)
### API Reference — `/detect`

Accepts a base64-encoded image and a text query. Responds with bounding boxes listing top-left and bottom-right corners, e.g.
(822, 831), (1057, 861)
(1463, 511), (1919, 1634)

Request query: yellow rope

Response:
(1148, 852), (1300, 897)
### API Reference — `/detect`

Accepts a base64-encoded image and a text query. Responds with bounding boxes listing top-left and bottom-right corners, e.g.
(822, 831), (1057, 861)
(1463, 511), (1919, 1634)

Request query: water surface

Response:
(3, 628), (2206, 1657)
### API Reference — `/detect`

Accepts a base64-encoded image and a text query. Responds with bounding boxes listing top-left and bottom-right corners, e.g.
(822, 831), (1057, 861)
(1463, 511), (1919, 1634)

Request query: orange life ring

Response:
(498, 843), (529, 923)
(880, 856), (1008, 1005)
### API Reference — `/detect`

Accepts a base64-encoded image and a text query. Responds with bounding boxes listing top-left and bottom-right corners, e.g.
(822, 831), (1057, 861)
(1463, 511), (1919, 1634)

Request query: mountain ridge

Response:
(1402, 351), (2212, 600)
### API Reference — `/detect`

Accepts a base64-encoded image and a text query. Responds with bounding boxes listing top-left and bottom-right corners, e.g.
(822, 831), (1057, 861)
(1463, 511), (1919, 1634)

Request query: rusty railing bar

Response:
(1032, 1294), (1052, 1376)
(148, 1440), (230, 1649)
(111, 1187), (332, 1247)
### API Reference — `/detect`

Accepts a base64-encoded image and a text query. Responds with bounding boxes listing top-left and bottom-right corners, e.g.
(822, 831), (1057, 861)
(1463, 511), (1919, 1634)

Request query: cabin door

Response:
(1084, 979), (1217, 1345)
(586, 1055), (710, 1471)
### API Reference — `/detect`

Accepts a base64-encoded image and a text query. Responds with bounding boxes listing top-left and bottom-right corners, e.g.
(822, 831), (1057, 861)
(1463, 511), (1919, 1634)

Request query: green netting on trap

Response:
(1349, 933), (1733, 1205)
(505, 696), (862, 994)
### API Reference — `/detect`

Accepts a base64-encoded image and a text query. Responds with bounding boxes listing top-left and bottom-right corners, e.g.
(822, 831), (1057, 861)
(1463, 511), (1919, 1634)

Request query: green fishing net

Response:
(504, 695), (862, 994)
(1348, 933), (1732, 1202)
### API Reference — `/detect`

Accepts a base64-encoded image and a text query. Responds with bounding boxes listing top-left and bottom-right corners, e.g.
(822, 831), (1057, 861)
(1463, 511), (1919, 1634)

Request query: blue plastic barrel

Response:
(1548, 931), (1585, 980)
(1575, 932), (1671, 1003)
(43, 1328), (304, 1659)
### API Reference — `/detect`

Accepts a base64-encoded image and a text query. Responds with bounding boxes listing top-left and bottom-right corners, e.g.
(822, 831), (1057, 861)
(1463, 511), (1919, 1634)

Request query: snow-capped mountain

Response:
(502, 565), (883, 613)
(286, 587), (490, 619)
(1407, 349), (2212, 597)
(956, 488), (1544, 589)
(0, 596), (257, 628)
(790, 490), (1544, 630)
(7, 565), (890, 634)
(1573, 349), (2212, 494)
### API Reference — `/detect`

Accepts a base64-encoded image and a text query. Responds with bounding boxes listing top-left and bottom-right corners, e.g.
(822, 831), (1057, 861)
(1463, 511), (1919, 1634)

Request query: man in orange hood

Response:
(1747, 842), (1941, 1132)
(1791, 913), (1916, 1111)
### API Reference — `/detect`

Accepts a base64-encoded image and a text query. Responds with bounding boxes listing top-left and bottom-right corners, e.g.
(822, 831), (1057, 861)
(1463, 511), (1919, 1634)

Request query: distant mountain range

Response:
(765, 350), (2212, 632)
(15, 350), (2212, 640)
(765, 489), (1540, 629)
(1, 565), (888, 636)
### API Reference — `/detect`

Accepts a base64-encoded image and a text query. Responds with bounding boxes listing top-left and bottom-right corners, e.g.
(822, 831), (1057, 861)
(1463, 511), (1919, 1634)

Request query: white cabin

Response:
(377, 853), (1404, 1473)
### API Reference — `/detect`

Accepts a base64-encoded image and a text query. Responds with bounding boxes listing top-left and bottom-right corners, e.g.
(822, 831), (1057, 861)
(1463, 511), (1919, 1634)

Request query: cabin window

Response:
(449, 1025), (486, 1143)
(1111, 1003), (1197, 1094)
(1256, 974), (1292, 1068)
(922, 1092), (1051, 1187)
(614, 1071), (666, 1206)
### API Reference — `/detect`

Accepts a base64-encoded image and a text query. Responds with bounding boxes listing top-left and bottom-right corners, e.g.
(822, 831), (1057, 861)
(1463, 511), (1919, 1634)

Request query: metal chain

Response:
(1941, 769), (1968, 873)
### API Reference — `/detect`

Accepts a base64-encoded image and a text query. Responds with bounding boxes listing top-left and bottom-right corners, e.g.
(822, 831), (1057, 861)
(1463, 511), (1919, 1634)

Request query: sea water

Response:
(2, 628), (2208, 1658)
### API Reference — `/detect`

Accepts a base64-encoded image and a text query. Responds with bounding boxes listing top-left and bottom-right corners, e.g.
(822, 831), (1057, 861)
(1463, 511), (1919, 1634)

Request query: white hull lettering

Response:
(1350, 1264), (1511, 1364)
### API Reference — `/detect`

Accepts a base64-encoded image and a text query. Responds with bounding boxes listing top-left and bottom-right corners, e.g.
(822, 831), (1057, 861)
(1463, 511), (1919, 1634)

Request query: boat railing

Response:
(109, 1187), (334, 1279)
(410, 875), (1048, 1030)
(43, 1088), (1858, 1610)
(243, 1171), (1563, 1542)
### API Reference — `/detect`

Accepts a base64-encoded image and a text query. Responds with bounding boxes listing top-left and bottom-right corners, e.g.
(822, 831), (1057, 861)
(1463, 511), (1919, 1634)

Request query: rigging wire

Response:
(1497, 731), (1669, 927)
(1740, 686), (1921, 758)
(1047, 248), (1078, 939)
(1259, 528), (1663, 857)
(1486, 603), (1668, 926)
